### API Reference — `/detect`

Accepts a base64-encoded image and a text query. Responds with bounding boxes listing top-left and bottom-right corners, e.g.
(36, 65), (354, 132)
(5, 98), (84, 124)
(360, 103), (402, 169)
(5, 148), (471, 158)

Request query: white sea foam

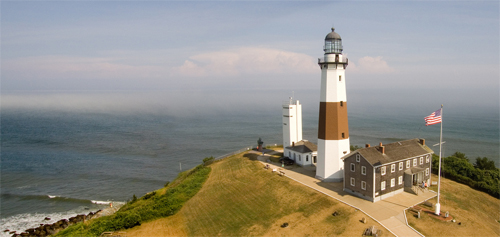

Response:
(0, 207), (99, 237)
(91, 200), (111, 205)
(47, 195), (58, 199)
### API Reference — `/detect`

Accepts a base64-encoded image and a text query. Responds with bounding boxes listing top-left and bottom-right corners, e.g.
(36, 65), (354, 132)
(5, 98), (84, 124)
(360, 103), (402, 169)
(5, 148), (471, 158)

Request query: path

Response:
(255, 150), (437, 237)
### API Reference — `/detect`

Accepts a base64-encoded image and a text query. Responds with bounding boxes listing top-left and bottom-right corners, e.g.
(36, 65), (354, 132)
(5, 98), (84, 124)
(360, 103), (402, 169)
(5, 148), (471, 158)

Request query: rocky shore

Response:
(4, 203), (124, 237)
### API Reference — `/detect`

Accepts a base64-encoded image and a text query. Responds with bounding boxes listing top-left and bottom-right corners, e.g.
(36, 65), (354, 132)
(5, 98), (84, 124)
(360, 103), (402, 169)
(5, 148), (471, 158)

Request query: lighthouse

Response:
(316, 28), (350, 182)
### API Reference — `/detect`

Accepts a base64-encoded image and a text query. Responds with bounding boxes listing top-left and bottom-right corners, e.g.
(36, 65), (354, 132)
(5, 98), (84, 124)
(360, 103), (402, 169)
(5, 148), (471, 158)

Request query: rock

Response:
(332, 211), (339, 216)
(3, 230), (9, 232)
(280, 222), (289, 228)
(44, 217), (51, 221)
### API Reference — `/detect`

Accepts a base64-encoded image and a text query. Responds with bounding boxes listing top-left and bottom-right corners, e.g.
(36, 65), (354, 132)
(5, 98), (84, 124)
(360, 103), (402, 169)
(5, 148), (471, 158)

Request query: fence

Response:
(213, 146), (254, 161)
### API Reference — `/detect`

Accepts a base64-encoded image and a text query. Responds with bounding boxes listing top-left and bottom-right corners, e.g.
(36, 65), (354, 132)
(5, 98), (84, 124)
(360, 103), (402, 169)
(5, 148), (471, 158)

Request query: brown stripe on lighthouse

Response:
(318, 101), (349, 140)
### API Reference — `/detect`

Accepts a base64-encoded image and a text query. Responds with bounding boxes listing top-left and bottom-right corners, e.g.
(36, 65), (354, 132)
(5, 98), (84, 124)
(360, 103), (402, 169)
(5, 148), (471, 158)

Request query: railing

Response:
(318, 57), (348, 64)
(213, 146), (254, 161)
(282, 100), (298, 106)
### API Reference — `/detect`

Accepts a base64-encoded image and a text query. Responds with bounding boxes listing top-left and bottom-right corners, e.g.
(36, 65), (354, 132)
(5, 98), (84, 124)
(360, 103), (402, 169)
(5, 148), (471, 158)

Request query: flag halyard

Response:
(425, 108), (442, 126)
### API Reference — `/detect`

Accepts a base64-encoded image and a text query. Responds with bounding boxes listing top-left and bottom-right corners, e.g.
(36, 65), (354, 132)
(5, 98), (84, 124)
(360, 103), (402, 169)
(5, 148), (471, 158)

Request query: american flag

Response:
(425, 109), (442, 126)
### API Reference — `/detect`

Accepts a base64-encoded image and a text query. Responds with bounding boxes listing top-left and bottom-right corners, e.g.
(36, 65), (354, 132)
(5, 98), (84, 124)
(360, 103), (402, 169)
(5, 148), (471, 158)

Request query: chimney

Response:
(378, 142), (385, 154)
(292, 142), (295, 147)
(365, 144), (370, 148)
(419, 138), (425, 146)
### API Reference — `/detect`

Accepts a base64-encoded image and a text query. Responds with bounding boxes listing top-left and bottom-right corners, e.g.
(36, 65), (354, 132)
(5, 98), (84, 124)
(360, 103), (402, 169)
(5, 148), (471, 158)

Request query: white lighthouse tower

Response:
(282, 97), (302, 148)
(316, 28), (350, 182)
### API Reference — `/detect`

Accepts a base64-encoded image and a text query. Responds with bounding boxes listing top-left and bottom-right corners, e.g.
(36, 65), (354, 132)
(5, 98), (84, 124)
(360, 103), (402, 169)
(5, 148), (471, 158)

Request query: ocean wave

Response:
(2, 193), (124, 206)
(91, 200), (111, 205)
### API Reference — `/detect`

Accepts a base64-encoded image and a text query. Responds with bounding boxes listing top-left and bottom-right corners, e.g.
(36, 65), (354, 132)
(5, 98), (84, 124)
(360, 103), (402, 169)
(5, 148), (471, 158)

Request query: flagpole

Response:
(435, 104), (443, 215)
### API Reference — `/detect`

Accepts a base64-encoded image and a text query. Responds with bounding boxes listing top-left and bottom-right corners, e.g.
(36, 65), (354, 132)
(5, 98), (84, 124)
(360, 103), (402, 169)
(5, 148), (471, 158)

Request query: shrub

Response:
(203, 156), (215, 166)
(432, 153), (499, 198)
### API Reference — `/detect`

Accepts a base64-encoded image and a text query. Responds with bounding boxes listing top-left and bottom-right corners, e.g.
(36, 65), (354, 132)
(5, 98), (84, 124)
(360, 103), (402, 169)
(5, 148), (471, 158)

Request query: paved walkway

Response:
(255, 150), (437, 237)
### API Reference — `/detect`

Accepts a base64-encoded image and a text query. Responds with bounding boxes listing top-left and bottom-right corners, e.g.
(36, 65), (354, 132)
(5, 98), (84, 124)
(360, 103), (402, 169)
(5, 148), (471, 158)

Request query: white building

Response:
(282, 98), (302, 148)
(284, 140), (318, 166)
(316, 28), (350, 182)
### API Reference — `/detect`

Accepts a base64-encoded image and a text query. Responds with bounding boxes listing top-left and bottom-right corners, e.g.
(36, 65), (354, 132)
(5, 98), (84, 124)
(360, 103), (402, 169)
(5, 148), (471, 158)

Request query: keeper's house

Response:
(284, 140), (318, 166)
(343, 138), (434, 202)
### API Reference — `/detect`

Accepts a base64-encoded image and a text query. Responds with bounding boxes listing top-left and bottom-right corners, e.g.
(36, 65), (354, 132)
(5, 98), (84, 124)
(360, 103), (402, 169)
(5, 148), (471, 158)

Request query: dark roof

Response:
(285, 140), (317, 153)
(352, 138), (434, 166)
(325, 27), (341, 40)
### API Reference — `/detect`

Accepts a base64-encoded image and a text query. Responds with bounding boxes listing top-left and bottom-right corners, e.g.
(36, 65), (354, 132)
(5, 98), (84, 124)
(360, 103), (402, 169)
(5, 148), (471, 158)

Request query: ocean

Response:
(1, 89), (498, 234)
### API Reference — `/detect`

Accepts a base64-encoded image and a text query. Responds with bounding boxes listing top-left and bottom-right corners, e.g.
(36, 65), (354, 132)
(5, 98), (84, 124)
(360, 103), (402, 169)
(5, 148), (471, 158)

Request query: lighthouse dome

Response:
(324, 27), (343, 54)
(325, 27), (341, 40)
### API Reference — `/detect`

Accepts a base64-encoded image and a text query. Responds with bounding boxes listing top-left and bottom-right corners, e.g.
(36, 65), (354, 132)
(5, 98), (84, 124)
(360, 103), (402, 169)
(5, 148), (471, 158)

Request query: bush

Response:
(432, 152), (499, 198)
(203, 156), (215, 166)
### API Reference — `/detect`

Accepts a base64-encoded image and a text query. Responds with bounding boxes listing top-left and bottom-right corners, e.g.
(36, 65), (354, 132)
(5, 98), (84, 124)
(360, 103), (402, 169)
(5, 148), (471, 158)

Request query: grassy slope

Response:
(406, 174), (500, 237)
(56, 165), (211, 236)
(127, 152), (394, 236)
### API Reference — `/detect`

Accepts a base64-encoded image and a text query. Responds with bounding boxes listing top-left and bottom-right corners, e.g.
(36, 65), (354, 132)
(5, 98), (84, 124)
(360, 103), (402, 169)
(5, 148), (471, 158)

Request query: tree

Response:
(451, 151), (467, 159)
(474, 157), (497, 170)
(350, 145), (361, 152)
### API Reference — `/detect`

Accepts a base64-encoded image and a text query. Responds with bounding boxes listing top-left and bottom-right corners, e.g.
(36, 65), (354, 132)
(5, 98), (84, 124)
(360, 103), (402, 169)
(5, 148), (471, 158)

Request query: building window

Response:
(299, 155), (301, 161)
(406, 160), (410, 168)
(413, 158), (417, 167)
(426, 168), (429, 176)
(361, 181), (366, 190)
(381, 166), (386, 175)
(350, 177), (355, 187)
(399, 162), (403, 171)
(420, 157), (424, 165)
(391, 164), (395, 173)
(426, 155), (430, 163)
(294, 153), (296, 160)
(361, 166), (366, 175)
(350, 163), (355, 172)
(381, 181), (386, 191)
(339, 75), (342, 81)
(306, 155), (309, 162)
(398, 176), (403, 185)
(356, 154), (360, 162)
(289, 151), (291, 157)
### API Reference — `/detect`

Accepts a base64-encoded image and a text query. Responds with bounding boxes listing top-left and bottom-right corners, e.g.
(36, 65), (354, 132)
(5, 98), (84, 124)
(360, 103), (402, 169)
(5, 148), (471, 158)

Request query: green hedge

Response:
(432, 152), (499, 198)
(57, 164), (211, 236)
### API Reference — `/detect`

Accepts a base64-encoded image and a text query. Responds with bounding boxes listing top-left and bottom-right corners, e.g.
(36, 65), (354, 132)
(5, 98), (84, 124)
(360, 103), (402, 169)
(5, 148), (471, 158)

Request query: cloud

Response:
(349, 56), (395, 74)
(172, 47), (317, 78)
(2, 55), (168, 81)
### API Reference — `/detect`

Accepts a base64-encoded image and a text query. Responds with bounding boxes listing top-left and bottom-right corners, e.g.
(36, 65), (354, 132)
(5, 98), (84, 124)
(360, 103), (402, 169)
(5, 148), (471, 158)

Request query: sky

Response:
(1, 1), (499, 110)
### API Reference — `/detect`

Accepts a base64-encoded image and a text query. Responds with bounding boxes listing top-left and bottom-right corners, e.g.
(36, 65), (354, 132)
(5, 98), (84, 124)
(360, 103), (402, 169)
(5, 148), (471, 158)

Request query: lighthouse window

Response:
(340, 101), (343, 106)
(339, 75), (342, 81)
(342, 133), (345, 138)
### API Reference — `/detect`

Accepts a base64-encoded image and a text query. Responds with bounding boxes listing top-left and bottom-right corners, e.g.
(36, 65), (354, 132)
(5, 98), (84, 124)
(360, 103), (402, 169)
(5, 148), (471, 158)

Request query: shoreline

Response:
(4, 202), (124, 237)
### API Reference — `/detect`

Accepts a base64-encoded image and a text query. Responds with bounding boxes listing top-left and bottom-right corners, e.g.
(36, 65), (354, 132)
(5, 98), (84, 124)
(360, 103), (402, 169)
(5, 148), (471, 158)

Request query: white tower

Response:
(316, 28), (350, 182)
(282, 98), (303, 148)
